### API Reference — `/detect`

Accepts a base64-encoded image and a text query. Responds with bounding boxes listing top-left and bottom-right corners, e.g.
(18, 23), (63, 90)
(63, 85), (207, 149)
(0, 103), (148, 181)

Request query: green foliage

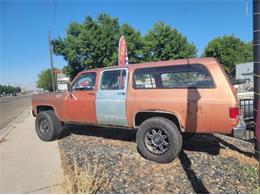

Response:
(204, 35), (253, 75)
(241, 166), (260, 194)
(143, 22), (197, 61)
(53, 14), (120, 79)
(0, 84), (21, 95)
(52, 14), (197, 80)
(36, 68), (55, 92)
(52, 14), (254, 81)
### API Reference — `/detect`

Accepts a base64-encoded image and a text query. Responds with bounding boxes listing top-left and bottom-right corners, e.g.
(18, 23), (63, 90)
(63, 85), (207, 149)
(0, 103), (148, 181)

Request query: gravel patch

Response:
(58, 124), (259, 193)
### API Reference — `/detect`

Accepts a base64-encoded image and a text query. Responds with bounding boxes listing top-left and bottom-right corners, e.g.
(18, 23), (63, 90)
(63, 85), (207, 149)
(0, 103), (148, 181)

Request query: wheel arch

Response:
(35, 104), (64, 123)
(36, 105), (55, 113)
(133, 111), (184, 132)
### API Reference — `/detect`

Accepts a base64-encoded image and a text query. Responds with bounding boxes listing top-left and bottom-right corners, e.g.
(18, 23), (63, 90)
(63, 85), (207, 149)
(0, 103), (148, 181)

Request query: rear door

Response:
(96, 68), (128, 126)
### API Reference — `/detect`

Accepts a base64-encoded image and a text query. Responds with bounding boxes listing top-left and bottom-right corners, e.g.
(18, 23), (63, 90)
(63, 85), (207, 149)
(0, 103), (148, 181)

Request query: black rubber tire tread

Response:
(35, 110), (62, 141)
(136, 117), (182, 163)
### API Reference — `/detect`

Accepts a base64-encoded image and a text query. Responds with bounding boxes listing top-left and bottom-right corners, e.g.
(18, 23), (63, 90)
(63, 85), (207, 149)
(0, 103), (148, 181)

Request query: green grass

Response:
(241, 166), (260, 194)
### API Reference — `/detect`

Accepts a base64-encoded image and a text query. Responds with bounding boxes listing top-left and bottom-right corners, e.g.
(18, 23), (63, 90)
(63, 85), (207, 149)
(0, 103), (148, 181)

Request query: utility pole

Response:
(48, 31), (56, 92)
(253, 0), (260, 185)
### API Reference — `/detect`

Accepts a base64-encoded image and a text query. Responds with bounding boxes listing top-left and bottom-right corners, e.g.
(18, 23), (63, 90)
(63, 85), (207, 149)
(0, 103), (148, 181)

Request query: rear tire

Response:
(35, 110), (63, 141)
(136, 117), (182, 163)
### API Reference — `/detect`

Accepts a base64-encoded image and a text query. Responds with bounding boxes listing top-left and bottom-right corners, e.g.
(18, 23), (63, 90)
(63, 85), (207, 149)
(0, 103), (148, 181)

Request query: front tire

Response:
(35, 110), (63, 141)
(136, 117), (182, 163)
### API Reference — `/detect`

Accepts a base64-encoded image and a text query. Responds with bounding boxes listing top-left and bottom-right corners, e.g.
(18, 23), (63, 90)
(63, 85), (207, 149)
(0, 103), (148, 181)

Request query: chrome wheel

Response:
(39, 118), (49, 136)
(144, 128), (170, 155)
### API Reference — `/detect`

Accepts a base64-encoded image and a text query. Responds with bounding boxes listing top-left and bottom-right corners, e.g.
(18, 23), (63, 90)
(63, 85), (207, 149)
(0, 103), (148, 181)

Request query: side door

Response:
(63, 72), (97, 123)
(96, 68), (128, 126)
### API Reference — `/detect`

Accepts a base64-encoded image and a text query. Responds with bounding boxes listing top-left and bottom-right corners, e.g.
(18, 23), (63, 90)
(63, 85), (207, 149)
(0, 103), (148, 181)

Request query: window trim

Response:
(132, 63), (216, 90)
(71, 72), (97, 91)
(98, 68), (128, 91)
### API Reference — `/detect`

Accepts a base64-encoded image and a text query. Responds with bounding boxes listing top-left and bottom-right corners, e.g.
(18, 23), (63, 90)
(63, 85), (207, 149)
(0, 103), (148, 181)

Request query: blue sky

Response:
(1, 0), (253, 89)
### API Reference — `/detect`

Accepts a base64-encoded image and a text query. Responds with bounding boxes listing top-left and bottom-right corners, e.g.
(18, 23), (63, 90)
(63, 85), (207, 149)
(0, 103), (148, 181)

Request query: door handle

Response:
(89, 92), (96, 96)
(117, 92), (125, 95)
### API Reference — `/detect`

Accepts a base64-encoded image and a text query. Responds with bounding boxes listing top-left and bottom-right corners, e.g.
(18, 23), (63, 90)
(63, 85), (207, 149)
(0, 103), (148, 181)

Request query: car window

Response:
(134, 73), (156, 89)
(101, 69), (126, 90)
(160, 65), (213, 88)
(133, 64), (214, 89)
(72, 73), (96, 91)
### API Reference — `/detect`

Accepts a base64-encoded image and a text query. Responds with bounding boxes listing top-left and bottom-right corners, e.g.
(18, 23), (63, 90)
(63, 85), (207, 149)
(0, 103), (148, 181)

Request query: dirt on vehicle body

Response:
(32, 57), (246, 163)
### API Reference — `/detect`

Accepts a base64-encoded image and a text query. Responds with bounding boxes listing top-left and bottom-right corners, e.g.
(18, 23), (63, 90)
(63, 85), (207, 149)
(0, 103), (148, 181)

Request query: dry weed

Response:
(219, 149), (257, 166)
(61, 160), (112, 193)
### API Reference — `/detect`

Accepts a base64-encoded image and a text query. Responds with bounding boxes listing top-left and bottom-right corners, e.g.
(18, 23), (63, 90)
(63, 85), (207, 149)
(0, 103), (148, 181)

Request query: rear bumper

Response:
(232, 116), (246, 139)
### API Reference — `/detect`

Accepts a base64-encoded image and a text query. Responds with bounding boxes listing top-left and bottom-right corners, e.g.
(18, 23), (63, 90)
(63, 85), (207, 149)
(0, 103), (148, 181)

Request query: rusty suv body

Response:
(32, 57), (246, 163)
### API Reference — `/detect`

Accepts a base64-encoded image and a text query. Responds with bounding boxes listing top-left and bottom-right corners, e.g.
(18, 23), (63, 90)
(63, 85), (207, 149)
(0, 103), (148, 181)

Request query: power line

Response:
(245, 0), (249, 16)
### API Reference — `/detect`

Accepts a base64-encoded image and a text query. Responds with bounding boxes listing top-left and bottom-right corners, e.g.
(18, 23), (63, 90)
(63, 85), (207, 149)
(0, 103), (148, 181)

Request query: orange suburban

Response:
(32, 57), (246, 163)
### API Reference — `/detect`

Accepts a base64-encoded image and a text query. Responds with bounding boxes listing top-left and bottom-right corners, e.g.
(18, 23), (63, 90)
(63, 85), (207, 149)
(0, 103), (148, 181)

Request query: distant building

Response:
(235, 62), (254, 93)
(236, 62), (253, 84)
(54, 70), (69, 91)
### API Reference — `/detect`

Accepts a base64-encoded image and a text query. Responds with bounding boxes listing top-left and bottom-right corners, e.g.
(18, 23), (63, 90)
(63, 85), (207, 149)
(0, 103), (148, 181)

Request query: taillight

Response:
(229, 107), (239, 119)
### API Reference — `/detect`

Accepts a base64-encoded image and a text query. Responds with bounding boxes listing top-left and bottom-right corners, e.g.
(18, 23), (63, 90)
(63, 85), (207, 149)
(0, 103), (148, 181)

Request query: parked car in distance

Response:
(32, 57), (246, 163)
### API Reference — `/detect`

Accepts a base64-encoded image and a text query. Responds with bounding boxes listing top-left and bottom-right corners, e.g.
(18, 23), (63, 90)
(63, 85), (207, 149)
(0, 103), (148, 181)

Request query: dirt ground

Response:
(58, 124), (259, 193)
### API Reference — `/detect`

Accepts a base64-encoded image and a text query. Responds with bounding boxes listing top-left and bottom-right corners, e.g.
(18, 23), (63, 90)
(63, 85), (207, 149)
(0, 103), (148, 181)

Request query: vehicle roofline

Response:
(76, 57), (217, 74)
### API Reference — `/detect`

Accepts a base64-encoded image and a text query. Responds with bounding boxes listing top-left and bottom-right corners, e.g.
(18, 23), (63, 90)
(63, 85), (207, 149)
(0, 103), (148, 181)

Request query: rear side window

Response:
(133, 64), (214, 89)
(134, 73), (156, 89)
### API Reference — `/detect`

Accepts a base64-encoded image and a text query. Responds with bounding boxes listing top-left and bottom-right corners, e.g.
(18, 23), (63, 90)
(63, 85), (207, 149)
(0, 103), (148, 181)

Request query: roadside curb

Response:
(0, 106), (32, 141)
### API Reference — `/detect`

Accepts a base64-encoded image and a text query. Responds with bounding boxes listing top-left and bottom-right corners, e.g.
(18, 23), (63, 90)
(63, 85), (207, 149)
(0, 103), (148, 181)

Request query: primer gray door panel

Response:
(96, 69), (128, 126)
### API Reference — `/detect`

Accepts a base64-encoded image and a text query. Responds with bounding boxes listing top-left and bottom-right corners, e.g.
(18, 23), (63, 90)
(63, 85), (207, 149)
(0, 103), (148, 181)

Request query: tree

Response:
(204, 35), (253, 75)
(36, 69), (55, 92)
(0, 84), (21, 95)
(143, 22), (197, 61)
(53, 14), (121, 79)
(52, 14), (198, 80)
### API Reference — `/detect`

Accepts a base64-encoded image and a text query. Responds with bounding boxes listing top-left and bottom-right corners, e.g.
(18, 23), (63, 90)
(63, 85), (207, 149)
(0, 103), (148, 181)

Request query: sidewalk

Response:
(0, 107), (63, 193)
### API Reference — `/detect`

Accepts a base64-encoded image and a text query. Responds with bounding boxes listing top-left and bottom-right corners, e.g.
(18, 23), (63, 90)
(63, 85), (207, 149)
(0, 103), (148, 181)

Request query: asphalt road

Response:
(0, 95), (32, 130)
